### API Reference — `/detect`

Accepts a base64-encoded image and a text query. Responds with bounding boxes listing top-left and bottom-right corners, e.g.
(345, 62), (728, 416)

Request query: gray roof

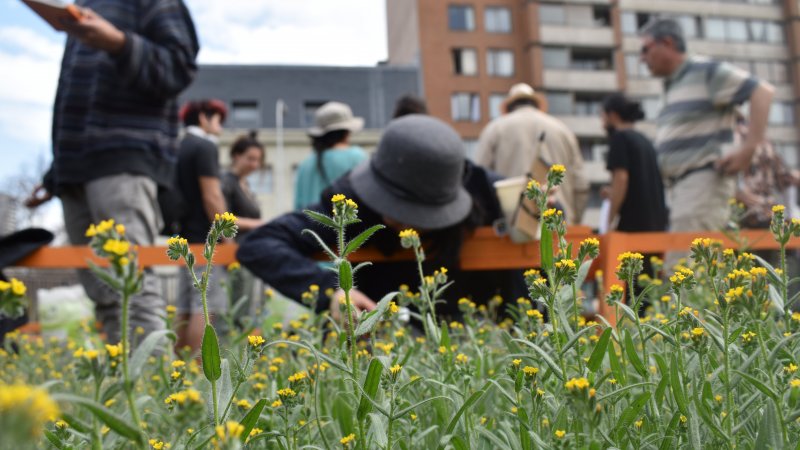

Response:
(180, 64), (421, 130)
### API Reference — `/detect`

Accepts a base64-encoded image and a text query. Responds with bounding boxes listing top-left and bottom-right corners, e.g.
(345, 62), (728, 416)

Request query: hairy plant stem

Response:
(92, 379), (102, 450)
(628, 276), (658, 423)
(387, 385), (396, 450)
(780, 242), (791, 332)
(755, 321), (788, 443)
(721, 307), (734, 438)
(120, 289), (143, 447)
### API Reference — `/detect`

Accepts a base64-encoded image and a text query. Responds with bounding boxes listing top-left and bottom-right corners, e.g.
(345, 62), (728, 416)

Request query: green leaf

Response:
(51, 393), (143, 443)
(303, 209), (338, 229)
(130, 330), (175, 379)
(439, 381), (492, 448)
(608, 340), (626, 384)
(754, 402), (783, 450)
(513, 339), (563, 380)
(393, 396), (452, 420)
(688, 405), (702, 450)
(43, 430), (65, 449)
(87, 261), (122, 291)
(560, 325), (597, 355)
(517, 406), (532, 450)
(61, 412), (92, 434)
(692, 389), (728, 441)
(540, 225), (553, 272)
(201, 324), (222, 381)
(238, 399), (267, 443)
(658, 412), (682, 450)
(596, 382), (655, 402)
(338, 260), (353, 292)
(357, 358), (384, 422)
(354, 291), (398, 337)
(768, 332), (797, 367)
(332, 395), (355, 437)
(614, 391), (651, 440)
(624, 329), (647, 378)
(616, 301), (639, 325)
(342, 224), (385, 257)
(588, 328), (612, 373)
(642, 324), (677, 347)
(769, 285), (785, 312)
(670, 354), (689, 415)
(300, 228), (337, 260)
(654, 374), (669, 406)
(734, 370), (779, 401)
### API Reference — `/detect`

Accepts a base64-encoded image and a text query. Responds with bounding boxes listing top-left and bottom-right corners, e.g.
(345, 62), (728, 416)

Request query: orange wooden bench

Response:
(10, 226), (800, 326)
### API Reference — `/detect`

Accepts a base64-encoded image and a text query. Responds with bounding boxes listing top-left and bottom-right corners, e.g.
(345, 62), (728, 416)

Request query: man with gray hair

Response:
(640, 18), (774, 234)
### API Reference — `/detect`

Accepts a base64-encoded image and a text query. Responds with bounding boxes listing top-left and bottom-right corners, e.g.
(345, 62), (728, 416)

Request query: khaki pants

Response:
(665, 169), (736, 270)
(61, 174), (165, 344)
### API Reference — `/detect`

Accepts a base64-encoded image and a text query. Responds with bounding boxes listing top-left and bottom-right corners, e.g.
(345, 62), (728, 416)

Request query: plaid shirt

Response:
(47, 0), (199, 192)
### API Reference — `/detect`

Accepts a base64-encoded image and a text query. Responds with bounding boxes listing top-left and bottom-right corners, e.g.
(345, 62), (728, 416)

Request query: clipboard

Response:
(21, 0), (82, 31)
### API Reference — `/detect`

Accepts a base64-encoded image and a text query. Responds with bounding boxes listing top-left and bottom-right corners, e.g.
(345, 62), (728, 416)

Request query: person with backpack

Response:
(294, 102), (368, 210)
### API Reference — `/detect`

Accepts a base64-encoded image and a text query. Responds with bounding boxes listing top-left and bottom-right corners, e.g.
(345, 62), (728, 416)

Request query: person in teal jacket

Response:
(294, 102), (368, 209)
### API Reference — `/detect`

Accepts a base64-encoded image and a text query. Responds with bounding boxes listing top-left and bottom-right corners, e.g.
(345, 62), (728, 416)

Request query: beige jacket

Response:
(476, 106), (589, 224)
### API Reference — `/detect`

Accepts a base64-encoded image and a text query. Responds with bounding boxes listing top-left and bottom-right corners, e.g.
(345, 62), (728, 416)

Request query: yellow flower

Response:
(331, 194), (346, 203)
(171, 360), (186, 368)
(248, 335), (265, 347)
(555, 258), (576, 269)
(526, 179), (540, 191)
(340, 433), (356, 445)
(398, 228), (419, 239)
(551, 164), (566, 174)
(691, 328), (705, 338)
(773, 205), (785, 213)
(455, 353), (469, 364)
(166, 236), (188, 247)
(564, 377), (590, 391)
(390, 365), (402, 376)
(554, 429), (566, 438)
(581, 237), (600, 247)
(345, 199), (358, 209)
(149, 439), (170, 449)
(277, 388), (296, 398)
(227, 261), (241, 272)
(617, 252), (644, 262)
(512, 359), (522, 367)
(105, 343), (123, 358)
(115, 224), (125, 235)
(288, 371), (307, 383)
(522, 366), (539, 377)
(237, 399), (252, 409)
(102, 239), (130, 256)
(214, 212), (237, 223)
(610, 284), (624, 294)
(790, 379), (800, 389)
(0, 384), (60, 437)
(389, 301), (399, 314)
(214, 421), (244, 441)
(84, 349), (99, 360)
(9, 278), (26, 296)
(785, 363), (798, 374)
(85, 224), (97, 237)
(271, 399), (282, 408)
(55, 420), (68, 429)
(634, 419), (643, 428)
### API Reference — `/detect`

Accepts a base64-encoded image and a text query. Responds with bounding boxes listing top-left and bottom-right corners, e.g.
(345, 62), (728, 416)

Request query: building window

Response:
(621, 12), (637, 35)
(705, 18), (726, 41)
(726, 19), (748, 42)
(769, 102), (795, 126)
(451, 48), (478, 75)
(703, 17), (784, 43)
(231, 101), (260, 127)
(451, 92), (481, 122)
(545, 92), (572, 115)
(489, 93), (506, 119)
(448, 5), (475, 31)
(675, 15), (700, 39)
(485, 6), (512, 33)
(574, 94), (603, 116)
(571, 49), (613, 70)
(487, 49), (514, 77)
(463, 139), (479, 160)
(302, 100), (327, 127)
(539, 4), (565, 25)
(624, 54), (650, 78)
(542, 47), (569, 69)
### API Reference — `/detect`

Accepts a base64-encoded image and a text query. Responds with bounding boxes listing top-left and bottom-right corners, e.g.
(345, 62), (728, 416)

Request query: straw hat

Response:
(501, 83), (548, 114)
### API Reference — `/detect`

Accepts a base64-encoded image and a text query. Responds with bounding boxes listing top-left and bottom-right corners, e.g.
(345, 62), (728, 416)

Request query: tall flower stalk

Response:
(167, 212), (238, 427)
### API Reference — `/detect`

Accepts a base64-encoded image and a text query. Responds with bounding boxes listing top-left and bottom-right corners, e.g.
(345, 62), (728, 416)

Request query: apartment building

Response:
(387, 0), (800, 224)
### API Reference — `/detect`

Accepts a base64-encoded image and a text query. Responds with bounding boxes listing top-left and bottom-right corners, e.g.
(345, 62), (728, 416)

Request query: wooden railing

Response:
(11, 227), (800, 326)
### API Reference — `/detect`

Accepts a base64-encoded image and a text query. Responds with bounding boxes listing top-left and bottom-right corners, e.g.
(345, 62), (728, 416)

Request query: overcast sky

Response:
(0, 0), (388, 189)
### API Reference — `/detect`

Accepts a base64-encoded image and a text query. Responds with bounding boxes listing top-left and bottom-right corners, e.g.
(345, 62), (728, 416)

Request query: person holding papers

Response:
(24, 0), (199, 345)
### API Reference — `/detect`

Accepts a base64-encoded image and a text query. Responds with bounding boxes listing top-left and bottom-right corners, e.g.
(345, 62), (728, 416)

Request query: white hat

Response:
(307, 102), (364, 137)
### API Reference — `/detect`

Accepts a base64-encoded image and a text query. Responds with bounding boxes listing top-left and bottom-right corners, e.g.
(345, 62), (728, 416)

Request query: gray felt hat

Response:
(349, 114), (472, 230)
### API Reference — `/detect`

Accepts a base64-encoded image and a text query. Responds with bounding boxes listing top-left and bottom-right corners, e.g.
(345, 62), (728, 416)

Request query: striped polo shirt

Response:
(655, 56), (759, 180)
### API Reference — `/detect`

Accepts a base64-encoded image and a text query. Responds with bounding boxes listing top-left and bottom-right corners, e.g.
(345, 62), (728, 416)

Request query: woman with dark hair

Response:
(294, 102), (368, 209)
(600, 93), (667, 233)
(221, 131), (266, 238)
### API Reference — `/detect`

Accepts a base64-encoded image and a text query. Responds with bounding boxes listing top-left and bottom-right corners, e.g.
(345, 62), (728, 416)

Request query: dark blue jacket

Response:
(47, 0), (199, 192)
(237, 163), (524, 317)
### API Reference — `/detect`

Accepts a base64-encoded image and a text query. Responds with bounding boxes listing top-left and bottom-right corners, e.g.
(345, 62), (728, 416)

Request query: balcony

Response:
(554, 115), (606, 138)
(539, 25), (614, 48)
(543, 69), (618, 91)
